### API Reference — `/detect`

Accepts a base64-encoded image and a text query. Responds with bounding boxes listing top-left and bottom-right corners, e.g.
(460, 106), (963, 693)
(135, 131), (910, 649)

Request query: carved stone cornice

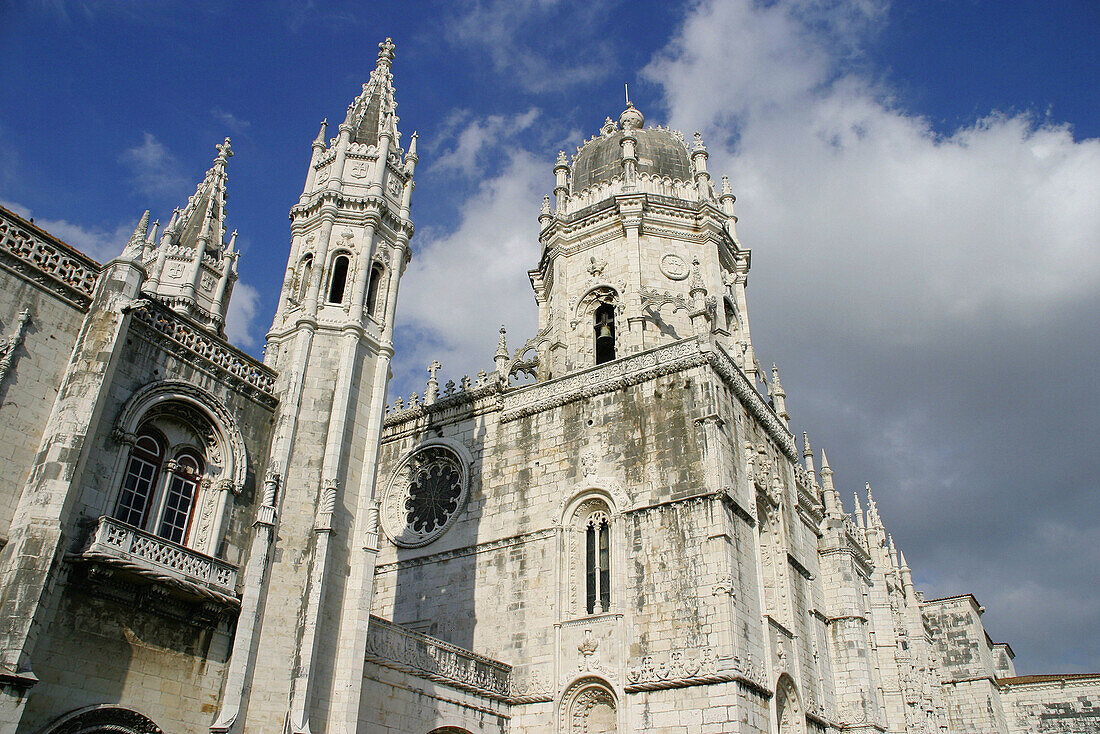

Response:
(0, 205), (100, 309)
(129, 299), (278, 406)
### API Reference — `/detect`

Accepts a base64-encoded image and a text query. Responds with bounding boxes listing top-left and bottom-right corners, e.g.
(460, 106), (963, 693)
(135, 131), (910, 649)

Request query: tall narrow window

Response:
(115, 433), (162, 527)
(585, 512), (611, 614)
(366, 263), (384, 317)
(296, 254), (313, 303)
(327, 254), (351, 304)
(157, 452), (202, 544)
(594, 303), (616, 364)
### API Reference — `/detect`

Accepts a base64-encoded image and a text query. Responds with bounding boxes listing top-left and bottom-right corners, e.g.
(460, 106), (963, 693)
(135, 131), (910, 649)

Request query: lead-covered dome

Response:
(571, 103), (692, 192)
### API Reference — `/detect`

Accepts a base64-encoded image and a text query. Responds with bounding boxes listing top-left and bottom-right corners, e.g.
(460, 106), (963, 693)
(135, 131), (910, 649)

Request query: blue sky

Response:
(2, 1), (1098, 674)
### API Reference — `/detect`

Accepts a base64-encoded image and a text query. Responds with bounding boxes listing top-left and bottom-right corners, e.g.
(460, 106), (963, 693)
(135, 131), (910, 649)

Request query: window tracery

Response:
(366, 262), (385, 317)
(381, 442), (470, 547)
(567, 498), (616, 616)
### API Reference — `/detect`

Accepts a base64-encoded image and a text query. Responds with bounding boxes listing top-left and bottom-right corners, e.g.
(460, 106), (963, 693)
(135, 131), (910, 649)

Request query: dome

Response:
(571, 106), (692, 192)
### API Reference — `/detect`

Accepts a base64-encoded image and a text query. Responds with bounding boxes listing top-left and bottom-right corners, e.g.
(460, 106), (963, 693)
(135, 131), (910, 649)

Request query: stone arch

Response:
(114, 380), (247, 492)
(570, 284), (623, 329)
(776, 673), (804, 734)
(559, 675), (618, 734)
(427, 728), (473, 734)
(34, 704), (164, 734)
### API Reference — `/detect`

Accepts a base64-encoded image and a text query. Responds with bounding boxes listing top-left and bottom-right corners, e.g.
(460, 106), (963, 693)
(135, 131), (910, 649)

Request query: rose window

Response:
(406, 461), (462, 533)
(381, 445), (468, 547)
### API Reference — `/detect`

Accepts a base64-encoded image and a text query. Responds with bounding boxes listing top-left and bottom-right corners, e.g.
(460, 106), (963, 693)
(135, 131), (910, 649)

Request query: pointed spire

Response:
(866, 482), (882, 528)
(495, 326), (510, 378)
(314, 118), (328, 147)
(771, 363), (789, 425)
(120, 210), (150, 259)
(854, 493), (865, 528)
(899, 549), (910, 572)
(407, 131), (418, 159)
(802, 433), (817, 485)
(227, 230), (238, 253)
(346, 38), (400, 146)
(148, 219), (159, 243)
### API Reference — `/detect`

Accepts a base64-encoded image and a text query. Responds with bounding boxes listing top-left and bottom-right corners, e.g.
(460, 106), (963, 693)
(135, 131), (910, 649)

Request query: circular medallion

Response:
(381, 444), (469, 547)
(659, 253), (689, 280)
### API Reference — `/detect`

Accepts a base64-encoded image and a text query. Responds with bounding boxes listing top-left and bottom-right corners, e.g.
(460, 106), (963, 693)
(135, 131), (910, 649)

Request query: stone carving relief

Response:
(659, 252), (689, 280)
(0, 308), (29, 386)
(560, 677), (617, 734)
(381, 443), (470, 548)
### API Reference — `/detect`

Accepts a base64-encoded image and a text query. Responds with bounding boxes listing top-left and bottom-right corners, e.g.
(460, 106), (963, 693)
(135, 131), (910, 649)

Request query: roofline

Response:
(0, 203), (103, 268)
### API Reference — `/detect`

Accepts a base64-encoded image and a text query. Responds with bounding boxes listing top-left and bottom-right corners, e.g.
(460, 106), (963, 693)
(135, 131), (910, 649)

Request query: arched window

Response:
(585, 511), (611, 614)
(327, 253), (351, 304)
(561, 678), (617, 733)
(594, 303), (615, 364)
(366, 262), (385, 317)
(157, 450), (203, 544)
(115, 431), (163, 527)
(295, 254), (313, 303)
(724, 297), (739, 333)
(113, 411), (211, 548)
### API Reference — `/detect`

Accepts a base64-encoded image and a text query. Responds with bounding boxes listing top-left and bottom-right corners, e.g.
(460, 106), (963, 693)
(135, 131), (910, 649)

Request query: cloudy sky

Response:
(2, 1), (1097, 674)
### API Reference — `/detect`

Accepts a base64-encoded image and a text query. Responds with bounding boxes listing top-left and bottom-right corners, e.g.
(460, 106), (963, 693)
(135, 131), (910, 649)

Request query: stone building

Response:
(0, 38), (1095, 734)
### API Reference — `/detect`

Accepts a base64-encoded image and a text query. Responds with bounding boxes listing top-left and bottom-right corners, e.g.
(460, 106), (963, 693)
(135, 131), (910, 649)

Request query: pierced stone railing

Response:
(365, 615), (512, 701)
(79, 516), (239, 605)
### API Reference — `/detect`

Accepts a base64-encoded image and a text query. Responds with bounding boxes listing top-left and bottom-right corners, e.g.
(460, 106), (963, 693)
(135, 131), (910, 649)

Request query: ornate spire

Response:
(346, 38), (400, 146)
(495, 326), (510, 378)
(866, 482), (882, 528)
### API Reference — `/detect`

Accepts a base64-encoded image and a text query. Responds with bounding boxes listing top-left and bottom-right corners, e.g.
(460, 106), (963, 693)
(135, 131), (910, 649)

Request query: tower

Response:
(144, 138), (240, 334)
(529, 101), (758, 382)
(212, 38), (417, 733)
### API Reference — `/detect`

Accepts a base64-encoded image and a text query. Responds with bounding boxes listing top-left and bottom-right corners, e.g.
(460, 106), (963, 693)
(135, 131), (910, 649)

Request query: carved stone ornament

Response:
(659, 252), (690, 280)
(37, 704), (165, 734)
(381, 444), (470, 547)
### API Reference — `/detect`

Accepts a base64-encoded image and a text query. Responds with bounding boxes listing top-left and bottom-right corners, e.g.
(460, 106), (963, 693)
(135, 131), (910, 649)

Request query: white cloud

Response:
(212, 108), (251, 133)
(0, 200), (133, 262)
(432, 108), (540, 177)
(391, 149), (544, 396)
(643, 0), (1100, 344)
(119, 132), (188, 198)
(225, 281), (262, 349)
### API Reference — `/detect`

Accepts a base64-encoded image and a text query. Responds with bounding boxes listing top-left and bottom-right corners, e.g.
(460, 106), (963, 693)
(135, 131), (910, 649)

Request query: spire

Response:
(120, 210), (150, 260)
(314, 118), (328, 147)
(854, 493), (865, 528)
(166, 138), (233, 255)
(771, 363), (789, 425)
(802, 433), (817, 485)
(866, 482), (882, 528)
(346, 38), (400, 146)
(494, 326), (510, 379)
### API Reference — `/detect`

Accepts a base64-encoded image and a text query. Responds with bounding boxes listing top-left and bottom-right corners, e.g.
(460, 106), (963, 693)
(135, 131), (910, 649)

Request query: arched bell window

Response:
(594, 303), (616, 364)
(366, 262), (385, 317)
(327, 253), (351, 304)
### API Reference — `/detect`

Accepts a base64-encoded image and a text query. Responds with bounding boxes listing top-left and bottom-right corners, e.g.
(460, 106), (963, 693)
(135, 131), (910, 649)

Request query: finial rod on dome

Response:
(625, 83), (630, 106)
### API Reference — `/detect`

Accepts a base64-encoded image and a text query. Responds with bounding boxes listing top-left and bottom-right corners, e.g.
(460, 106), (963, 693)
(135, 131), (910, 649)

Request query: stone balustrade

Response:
(78, 515), (239, 605)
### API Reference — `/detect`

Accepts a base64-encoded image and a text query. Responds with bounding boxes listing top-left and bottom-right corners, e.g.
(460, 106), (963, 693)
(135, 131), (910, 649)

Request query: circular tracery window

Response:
(382, 445), (469, 547)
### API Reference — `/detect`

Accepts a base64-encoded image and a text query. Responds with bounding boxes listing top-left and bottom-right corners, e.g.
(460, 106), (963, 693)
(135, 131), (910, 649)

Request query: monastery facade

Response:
(0, 39), (1094, 734)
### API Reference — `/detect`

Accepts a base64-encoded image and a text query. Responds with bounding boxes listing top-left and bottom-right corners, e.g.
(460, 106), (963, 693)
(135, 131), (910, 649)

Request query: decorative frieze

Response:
(624, 646), (769, 694)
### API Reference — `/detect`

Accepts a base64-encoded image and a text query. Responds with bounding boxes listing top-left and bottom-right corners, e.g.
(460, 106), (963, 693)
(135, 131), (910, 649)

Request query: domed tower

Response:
(530, 100), (759, 381)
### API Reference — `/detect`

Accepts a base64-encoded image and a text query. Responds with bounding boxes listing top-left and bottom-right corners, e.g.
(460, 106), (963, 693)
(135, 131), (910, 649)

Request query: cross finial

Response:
(215, 137), (233, 164)
(428, 360), (442, 380)
(378, 37), (396, 65)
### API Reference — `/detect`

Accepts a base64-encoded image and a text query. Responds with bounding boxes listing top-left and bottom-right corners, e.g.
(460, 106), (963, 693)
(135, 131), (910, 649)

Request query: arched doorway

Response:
(35, 705), (164, 734)
(560, 676), (617, 733)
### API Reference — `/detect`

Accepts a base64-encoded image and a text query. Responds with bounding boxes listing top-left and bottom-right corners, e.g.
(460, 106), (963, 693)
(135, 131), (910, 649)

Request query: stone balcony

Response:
(74, 516), (239, 609)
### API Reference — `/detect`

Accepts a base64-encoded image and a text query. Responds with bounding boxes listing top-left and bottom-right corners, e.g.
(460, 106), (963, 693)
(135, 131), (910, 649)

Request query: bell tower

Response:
(529, 101), (762, 383)
(212, 38), (418, 734)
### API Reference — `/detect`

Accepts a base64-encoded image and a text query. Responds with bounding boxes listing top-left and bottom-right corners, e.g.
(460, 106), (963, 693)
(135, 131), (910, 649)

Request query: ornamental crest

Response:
(381, 444), (469, 547)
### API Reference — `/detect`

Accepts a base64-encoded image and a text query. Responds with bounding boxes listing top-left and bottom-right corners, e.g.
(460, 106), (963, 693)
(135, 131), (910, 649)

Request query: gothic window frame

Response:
(37, 704), (165, 734)
(366, 260), (386, 318)
(110, 380), (247, 557)
(114, 429), (165, 528)
(571, 284), (622, 366)
(380, 438), (472, 548)
(293, 252), (314, 305)
(594, 302), (616, 365)
(325, 250), (353, 305)
(560, 487), (625, 619)
(775, 673), (805, 734)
